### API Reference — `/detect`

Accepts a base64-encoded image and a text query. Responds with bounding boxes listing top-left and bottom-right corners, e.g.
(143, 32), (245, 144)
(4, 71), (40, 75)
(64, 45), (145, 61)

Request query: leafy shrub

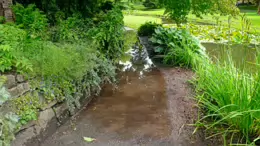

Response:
(137, 21), (162, 36)
(88, 7), (124, 61)
(150, 27), (206, 68)
(0, 16), (5, 24)
(14, 0), (104, 23)
(49, 15), (94, 42)
(143, 0), (161, 9)
(12, 4), (48, 35)
(12, 94), (41, 125)
(0, 25), (33, 73)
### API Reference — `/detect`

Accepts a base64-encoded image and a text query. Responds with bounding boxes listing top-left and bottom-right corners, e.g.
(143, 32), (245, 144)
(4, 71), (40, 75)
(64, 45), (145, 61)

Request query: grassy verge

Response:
(123, 6), (260, 32)
(194, 57), (260, 144)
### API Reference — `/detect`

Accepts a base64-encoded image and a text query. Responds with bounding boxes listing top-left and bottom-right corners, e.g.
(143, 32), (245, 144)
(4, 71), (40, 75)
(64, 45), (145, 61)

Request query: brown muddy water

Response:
(40, 45), (217, 146)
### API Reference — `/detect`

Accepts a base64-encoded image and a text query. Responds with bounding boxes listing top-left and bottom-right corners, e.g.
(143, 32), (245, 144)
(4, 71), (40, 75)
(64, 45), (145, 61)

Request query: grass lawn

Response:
(124, 15), (162, 29)
(123, 6), (260, 32)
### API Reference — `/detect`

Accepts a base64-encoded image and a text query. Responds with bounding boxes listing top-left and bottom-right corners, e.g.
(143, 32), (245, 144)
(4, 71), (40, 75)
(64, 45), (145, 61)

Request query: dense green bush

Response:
(137, 21), (162, 36)
(14, 0), (108, 23)
(88, 7), (124, 61)
(0, 16), (5, 24)
(49, 15), (94, 42)
(143, 0), (161, 9)
(12, 4), (48, 35)
(150, 27), (206, 67)
(0, 25), (33, 73)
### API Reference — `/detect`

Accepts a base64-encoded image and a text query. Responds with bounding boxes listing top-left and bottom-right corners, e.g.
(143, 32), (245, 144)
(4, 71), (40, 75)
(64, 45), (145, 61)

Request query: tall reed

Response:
(193, 51), (260, 144)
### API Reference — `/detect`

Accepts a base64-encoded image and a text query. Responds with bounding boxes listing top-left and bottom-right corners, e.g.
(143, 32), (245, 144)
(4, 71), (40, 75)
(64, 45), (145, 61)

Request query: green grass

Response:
(123, 7), (260, 32)
(194, 57), (260, 144)
(123, 15), (162, 29)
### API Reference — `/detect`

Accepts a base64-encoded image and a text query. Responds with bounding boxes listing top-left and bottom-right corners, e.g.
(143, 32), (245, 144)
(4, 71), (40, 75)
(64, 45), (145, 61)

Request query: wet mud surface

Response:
(41, 67), (217, 146)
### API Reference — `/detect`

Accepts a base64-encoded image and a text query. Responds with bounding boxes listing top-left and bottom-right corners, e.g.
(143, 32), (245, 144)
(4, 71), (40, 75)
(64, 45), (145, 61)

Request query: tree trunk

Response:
(258, 0), (260, 15)
(242, 0), (245, 4)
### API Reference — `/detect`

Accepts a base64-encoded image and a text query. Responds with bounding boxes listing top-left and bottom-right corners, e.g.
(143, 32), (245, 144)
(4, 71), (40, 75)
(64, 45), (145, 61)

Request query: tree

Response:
(257, 0), (260, 14)
(161, 0), (239, 25)
(13, 0), (107, 23)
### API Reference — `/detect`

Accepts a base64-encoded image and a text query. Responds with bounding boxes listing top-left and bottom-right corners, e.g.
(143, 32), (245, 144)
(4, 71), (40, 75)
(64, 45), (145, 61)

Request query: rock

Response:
(8, 83), (30, 97)
(53, 103), (68, 117)
(19, 121), (37, 131)
(35, 108), (55, 134)
(12, 127), (36, 146)
(41, 101), (57, 111)
(8, 85), (21, 97)
(53, 103), (69, 124)
(124, 27), (135, 32)
(4, 74), (16, 89)
(22, 82), (30, 92)
(16, 75), (25, 83)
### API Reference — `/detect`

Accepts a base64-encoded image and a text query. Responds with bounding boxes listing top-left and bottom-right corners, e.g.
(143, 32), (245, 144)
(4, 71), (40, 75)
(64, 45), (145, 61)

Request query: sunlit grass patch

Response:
(124, 15), (162, 29)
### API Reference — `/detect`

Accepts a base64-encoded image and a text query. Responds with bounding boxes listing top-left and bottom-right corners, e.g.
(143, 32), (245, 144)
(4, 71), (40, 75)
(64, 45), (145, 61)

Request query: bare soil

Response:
(40, 68), (219, 146)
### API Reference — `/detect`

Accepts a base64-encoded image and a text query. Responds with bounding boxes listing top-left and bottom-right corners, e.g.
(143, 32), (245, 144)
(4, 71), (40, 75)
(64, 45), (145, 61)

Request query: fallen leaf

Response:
(83, 137), (96, 142)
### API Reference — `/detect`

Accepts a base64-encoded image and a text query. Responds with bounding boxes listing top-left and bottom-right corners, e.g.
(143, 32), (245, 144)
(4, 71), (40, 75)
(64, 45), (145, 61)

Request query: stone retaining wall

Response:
(0, 0), (14, 22)
(1, 74), (93, 146)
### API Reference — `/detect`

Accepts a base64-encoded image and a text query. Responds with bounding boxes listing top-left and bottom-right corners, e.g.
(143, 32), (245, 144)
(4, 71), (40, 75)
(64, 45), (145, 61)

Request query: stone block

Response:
(41, 100), (57, 111)
(22, 82), (30, 92)
(8, 83), (30, 97)
(35, 108), (55, 134)
(8, 86), (21, 97)
(19, 120), (36, 131)
(16, 74), (25, 83)
(4, 74), (16, 89)
(53, 103), (68, 118)
(12, 127), (36, 146)
(53, 103), (69, 124)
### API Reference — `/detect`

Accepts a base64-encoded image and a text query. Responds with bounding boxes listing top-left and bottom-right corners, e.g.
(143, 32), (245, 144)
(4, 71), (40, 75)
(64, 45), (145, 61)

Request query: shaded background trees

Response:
(12, 0), (108, 23)
(160, 0), (239, 25)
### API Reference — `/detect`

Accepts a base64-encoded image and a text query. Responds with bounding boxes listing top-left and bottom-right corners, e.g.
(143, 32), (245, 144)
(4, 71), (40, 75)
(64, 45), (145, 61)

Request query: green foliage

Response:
(150, 27), (206, 68)
(0, 113), (19, 146)
(137, 21), (161, 36)
(14, 0), (106, 23)
(0, 24), (33, 73)
(0, 1), (120, 144)
(175, 15), (259, 44)
(89, 7), (124, 61)
(49, 15), (93, 42)
(0, 16), (5, 24)
(161, 0), (239, 25)
(0, 77), (10, 105)
(12, 94), (41, 125)
(143, 0), (161, 9)
(163, 0), (191, 25)
(12, 4), (48, 35)
(178, 23), (258, 44)
(123, 30), (138, 52)
(194, 58), (260, 143)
